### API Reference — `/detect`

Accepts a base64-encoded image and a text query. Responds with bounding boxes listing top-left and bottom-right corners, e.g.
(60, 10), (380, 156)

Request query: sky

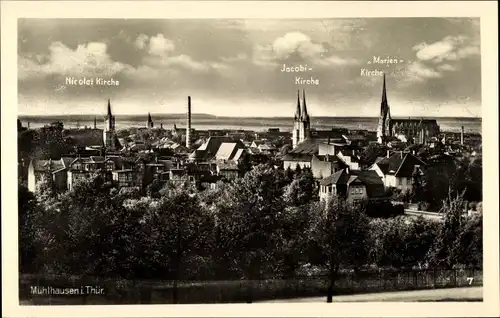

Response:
(18, 18), (481, 117)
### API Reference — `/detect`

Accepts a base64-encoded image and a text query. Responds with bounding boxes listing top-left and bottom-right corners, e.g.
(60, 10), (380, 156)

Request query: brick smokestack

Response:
(461, 126), (464, 145)
(186, 96), (192, 149)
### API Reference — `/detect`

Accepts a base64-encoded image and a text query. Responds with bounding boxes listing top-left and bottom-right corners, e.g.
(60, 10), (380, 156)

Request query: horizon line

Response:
(17, 113), (482, 119)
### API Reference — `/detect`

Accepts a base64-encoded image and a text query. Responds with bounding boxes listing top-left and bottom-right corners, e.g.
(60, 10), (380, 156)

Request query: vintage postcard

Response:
(2, 1), (499, 317)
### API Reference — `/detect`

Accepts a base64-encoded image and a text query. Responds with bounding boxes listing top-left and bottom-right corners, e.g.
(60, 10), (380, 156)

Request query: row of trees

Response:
(19, 164), (482, 302)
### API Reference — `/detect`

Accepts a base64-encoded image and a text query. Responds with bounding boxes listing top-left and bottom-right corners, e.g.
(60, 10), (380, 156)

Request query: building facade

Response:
(376, 74), (440, 145)
(370, 151), (427, 193)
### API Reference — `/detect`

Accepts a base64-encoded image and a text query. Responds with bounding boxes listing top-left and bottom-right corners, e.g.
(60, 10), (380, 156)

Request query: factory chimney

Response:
(186, 96), (192, 149)
(460, 126), (464, 145)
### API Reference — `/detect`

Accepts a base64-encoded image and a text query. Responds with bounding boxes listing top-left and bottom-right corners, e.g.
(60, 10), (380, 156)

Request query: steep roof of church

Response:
(107, 99), (112, 118)
(294, 90), (301, 120)
(301, 89), (310, 121)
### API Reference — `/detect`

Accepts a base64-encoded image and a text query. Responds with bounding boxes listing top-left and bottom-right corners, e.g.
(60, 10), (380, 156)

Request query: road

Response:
(260, 287), (483, 302)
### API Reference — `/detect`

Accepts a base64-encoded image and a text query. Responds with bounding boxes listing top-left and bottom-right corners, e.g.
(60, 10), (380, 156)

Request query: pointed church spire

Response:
(107, 99), (112, 117)
(301, 89), (309, 121)
(294, 90), (301, 120)
(381, 73), (388, 112)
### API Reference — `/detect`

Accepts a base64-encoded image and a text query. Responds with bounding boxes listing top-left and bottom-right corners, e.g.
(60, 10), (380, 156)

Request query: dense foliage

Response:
(20, 163), (482, 295)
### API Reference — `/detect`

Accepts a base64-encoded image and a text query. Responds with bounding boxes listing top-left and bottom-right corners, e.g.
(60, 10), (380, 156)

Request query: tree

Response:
(369, 216), (439, 269)
(281, 166), (294, 184)
(308, 197), (370, 302)
(147, 186), (215, 303)
(359, 144), (387, 168)
(18, 183), (41, 273)
(214, 164), (286, 301)
(426, 190), (468, 268)
(276, 203), (312, 277)
(295, 164), (302, 175)
(146, 178), (163, 198)
(410, 167), (427, 203)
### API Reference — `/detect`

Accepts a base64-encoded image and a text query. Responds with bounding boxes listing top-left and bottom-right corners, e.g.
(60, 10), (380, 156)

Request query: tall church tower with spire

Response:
(147, 112), (154, 129)
(292, 90), (311, 148)
(103, 99), (116, 151)
(377, 74), (392, 144)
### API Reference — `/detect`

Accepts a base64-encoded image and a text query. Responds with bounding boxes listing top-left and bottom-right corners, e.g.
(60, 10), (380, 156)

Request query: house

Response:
(112, 170), (137, 188)
(189, 136), (245, 162)
(310, 154), (347, 179)
(369, 151), (427, 193)
(217, 161), (240, 180)
(215, 142), (240, 161)
(27, 158), (72, 192)
(283, 139), (349, 171)
(282, 141), (319, 170)
(319, 168), (387, 205)
(250, 140), (265, 148)
(336, 148), (361, 170)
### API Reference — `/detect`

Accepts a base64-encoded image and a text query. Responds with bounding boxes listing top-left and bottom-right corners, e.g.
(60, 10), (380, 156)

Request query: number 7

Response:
(467, 277), (474, 285)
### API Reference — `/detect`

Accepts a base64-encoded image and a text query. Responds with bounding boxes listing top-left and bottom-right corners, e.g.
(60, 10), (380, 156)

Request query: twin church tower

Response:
(292, 89), (311, 148)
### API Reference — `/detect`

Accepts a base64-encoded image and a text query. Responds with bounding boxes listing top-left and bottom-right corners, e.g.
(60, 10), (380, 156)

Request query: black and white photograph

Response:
(2, 1), (499, 316)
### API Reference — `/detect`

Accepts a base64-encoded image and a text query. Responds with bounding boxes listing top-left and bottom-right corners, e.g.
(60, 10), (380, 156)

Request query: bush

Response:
(468, 201), (478, 211)
(417, 202), (430, 211)
(476, 202), (482, 213)
(365, 201), (404, 218)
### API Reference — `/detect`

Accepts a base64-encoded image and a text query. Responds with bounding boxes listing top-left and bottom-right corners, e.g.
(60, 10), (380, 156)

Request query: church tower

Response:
(292, 90), (302, 148)
(292, 90), (311, 148)
(147, 112), (154, 128)
(377, 74), (392, 144)
(300, 89), (311, 142)
(103, 99), (116, 151)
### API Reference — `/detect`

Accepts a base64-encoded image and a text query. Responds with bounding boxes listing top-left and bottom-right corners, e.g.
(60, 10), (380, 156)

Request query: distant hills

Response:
(18, 113), (218, 122)
(18, 114), (481, 121)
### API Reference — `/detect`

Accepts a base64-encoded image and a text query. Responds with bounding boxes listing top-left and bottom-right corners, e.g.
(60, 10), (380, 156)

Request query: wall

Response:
(311, 156), (335, 179)
(27, 164), (36, 192)
(347, 185), (367, 204)
(319, 184), (337, 202)
(318, 144), (336, 156)
(53, 170), (68, 191)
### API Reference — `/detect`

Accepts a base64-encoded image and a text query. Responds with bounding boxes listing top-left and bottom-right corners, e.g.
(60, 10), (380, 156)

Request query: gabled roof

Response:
(289, 140), (320, 155)
(252, 140), (265, 146)
(373, 152), (426, 177)
(196, 136), (244, 160)
(215, 142), (238, 161)
(30, 159), (65, 173)
(258, 143), (275, 150)
(90, 156), (105, 163)
(61, 157), (74, 168)
(232, 148), (245, 162)
(282, 153), (313, 162)
(320, 169), (386, 197)
(217, 160), (239, 171)
(319, 169), (348, 186)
